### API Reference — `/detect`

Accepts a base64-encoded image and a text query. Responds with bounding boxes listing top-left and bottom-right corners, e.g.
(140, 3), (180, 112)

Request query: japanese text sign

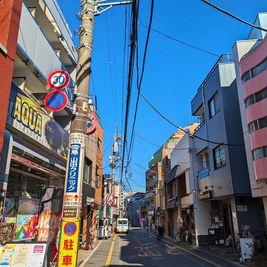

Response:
(58, 220), (79, 267)
(66, 144), (81, 193)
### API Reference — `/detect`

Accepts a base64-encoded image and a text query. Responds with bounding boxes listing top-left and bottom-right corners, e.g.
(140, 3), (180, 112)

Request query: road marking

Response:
(105, 235), (117, 267)
(162, 239), (222, 267)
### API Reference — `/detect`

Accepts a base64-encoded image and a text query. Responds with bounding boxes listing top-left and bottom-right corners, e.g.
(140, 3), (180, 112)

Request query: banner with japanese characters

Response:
(58, 219), (79, 267)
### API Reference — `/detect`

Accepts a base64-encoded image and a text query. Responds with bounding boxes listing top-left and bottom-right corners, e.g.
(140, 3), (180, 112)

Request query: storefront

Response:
(1, 83), (68, 260)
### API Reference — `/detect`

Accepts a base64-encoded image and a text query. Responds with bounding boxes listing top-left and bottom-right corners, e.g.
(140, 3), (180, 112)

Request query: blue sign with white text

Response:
(66, 144), (81, 193)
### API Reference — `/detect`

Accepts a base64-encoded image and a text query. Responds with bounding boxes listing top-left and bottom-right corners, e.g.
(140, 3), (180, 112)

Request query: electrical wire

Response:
(127, 0), (155, 166)
(135, 133), (190, 151)
(140, 91), (244, 147)
(120, 0), (139, 191)
(139, 18), (220, 58)
(201, 0), (267, 33)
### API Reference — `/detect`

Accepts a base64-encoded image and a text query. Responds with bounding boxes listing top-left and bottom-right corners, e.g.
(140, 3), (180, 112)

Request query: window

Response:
(242, 58), (267, 83)
(252, 146), (267, 160)
(208, 94), (218, 118)
(242, 70), (252, 83)
(248, 116), (267, 133)
(213, 145), (226, 169)
(202, 150), (209, 169)
(245, 87), (267, 108)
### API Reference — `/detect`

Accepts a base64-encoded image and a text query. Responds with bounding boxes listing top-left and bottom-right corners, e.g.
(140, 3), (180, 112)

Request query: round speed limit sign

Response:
(48, 70), (70, 90)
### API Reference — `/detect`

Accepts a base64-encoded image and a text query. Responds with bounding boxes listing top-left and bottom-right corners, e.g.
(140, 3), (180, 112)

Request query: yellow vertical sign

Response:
(58, 219), (80, 267)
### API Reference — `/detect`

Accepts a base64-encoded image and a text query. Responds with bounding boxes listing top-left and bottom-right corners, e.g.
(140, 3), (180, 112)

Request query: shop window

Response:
(208, 93), (218, 119)
(213, 145), (226, 169)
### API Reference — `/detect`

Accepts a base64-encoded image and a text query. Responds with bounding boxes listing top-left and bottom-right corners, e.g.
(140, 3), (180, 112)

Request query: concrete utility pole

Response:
(58, 1), (131, 267)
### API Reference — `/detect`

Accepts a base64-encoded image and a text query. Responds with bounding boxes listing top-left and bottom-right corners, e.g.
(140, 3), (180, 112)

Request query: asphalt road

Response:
(83, 228), (241, 267)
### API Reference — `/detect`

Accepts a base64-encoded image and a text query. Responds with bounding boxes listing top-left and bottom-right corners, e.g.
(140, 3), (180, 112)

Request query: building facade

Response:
(191, 54), (265, 246)
(0, 0), (104, 256)
(0, 0), (22, 218)
(233, 13), (267, 231)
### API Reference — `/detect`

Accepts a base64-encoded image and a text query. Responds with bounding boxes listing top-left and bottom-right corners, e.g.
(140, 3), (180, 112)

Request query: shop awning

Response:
(166, 165), (180, 184)
(11, 153), (64, 178)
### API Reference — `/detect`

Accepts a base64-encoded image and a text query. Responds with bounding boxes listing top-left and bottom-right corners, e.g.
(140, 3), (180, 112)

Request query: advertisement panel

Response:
(0, 243), (47, 267)
(7, 84), (68, 158)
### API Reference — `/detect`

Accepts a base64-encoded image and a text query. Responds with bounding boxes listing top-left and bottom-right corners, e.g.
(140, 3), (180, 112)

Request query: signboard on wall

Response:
(0, 243), (47, 267)
(7, 84), (68, 159)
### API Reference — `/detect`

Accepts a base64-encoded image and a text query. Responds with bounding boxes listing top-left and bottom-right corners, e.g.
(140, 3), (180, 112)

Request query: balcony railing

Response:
(43, 0), (77, 62)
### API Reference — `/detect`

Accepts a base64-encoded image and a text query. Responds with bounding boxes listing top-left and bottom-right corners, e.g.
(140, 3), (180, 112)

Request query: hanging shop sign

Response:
(86, 112), (97, 135)
(44, 91), (68, 112)
(7, 84), (68, 159)
(0, 242), (47, 267)
(58, 220), (79, 267)
(48, 70), (70, 90)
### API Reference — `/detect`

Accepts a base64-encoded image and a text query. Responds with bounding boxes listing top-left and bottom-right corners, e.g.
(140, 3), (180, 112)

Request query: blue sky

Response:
(58, 0), (266, 191)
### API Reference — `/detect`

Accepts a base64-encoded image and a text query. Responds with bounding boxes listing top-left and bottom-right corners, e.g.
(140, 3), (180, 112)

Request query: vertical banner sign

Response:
(58, 220), (79, 267)
(58, 135), (85, 267)
(66, 144), (81, 193)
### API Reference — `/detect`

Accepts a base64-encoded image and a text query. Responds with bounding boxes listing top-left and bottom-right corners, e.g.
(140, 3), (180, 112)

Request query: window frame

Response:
(213, 145), (226, 169)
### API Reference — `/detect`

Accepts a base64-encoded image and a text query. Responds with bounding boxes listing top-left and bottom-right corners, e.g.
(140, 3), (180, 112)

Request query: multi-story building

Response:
(233, 12), (267, 231)
(165, 124), (198, 241)
(191, 54), (265, 246)
(126, 192), (146, 227)
(145, 130), (188, 228)
(81, 108), (103, 249)
(0, 0), (103, 253)
(0, 0), (22, 220)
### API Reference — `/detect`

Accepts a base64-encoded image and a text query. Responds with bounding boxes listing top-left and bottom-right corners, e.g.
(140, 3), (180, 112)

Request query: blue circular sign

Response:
(44, 91), (67, 112)
(64, 222), (77, 236)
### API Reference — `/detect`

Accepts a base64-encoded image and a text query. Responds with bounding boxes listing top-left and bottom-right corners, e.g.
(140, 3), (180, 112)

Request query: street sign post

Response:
(48, 70), (70, 90)
(44, 91), (68, 112)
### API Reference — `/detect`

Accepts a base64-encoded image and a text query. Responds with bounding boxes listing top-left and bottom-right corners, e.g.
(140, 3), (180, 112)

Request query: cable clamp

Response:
(77, 43), (93, 51)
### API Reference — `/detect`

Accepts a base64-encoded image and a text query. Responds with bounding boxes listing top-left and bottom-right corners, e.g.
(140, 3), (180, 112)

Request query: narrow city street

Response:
(82, 228), (241, 267)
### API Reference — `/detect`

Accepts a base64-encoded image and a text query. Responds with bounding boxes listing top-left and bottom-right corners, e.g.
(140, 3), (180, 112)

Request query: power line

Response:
(135, 133), (190, 151)
(201, 0), (267, 33)
(139, 18), (220, 58)
(140, 91), (244, 147)
(120, 0), (139, 192)
(127, 0), (155, 166)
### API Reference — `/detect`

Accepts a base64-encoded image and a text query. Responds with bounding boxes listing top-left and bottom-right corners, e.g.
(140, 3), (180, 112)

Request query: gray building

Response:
(191, 55), (264, 245)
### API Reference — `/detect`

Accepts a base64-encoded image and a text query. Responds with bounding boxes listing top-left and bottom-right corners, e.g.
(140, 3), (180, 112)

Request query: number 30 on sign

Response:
(48, 70), (70, 90)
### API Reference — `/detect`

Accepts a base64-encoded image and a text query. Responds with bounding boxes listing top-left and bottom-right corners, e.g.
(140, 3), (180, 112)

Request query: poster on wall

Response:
(0, 243), (47, 267)
(4, 198), (17, 217)
(15, 214), (38, 240)
(37, 212), (61, 242)
(18, 198), (40, 215)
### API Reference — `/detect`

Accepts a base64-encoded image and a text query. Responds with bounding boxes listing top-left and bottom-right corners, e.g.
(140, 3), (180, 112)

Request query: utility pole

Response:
(58, 1), (132, 267)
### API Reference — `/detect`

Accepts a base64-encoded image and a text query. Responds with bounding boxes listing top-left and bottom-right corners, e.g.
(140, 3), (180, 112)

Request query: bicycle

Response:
(175, 228), (186, 242)
(88, 234), (94, 249)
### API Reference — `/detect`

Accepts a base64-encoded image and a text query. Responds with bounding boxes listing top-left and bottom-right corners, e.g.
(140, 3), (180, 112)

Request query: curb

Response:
(78, 240), (103, 267)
